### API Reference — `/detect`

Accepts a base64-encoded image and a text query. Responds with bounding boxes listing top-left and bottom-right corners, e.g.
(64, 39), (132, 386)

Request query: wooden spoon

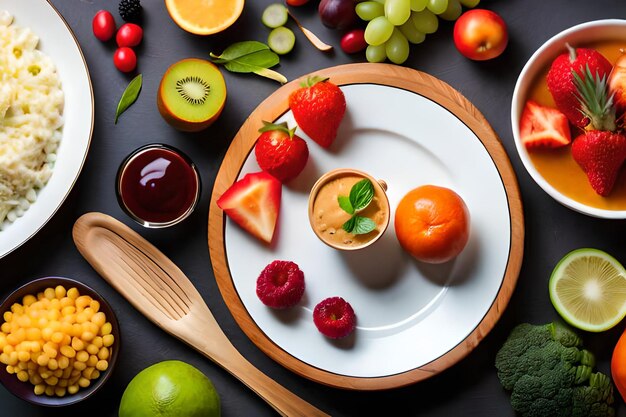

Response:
(72, 212), (329, 417)
(287, 10), (333, 52)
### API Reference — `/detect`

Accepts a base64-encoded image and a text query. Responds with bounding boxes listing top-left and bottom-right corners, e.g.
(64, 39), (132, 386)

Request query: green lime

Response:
(119, 360), (220, 417)
(549, 248), (626, 332)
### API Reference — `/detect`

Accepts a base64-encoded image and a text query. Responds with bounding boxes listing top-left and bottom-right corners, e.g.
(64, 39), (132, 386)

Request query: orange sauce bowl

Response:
(308, 168), (390, 251)
(511, 19), (626, 218)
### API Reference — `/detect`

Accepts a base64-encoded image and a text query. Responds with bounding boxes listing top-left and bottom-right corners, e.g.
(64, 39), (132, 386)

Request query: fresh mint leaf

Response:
(115, 73), (142, 124)
(342, 216), (376, 235)
(349, 179), (374, 212)
(209, 41), (287, 84)
(338, 195), (354, 214)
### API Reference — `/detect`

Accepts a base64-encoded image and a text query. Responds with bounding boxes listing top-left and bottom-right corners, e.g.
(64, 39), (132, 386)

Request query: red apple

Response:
(453, 9), (508, 61)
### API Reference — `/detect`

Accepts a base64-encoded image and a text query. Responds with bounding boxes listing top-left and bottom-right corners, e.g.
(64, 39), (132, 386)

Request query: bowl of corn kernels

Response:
(0, 277), (119, 406)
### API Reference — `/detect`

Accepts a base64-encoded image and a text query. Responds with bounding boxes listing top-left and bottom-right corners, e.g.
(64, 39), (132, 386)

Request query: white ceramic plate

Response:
(224, 83), (512, 378)
(0, 0), (93, 257)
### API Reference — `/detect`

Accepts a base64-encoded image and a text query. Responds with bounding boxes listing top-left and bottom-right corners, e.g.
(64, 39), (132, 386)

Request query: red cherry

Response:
(92, 10), (116, 41)
(113, 47), (137, 73)
(116, 23), (143, 48)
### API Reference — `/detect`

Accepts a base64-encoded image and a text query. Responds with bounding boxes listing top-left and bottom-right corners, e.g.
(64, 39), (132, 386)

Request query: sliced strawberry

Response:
(519, 100), (571, 149)
(609, 53), (626, 119)
(217, 172), (281, 244)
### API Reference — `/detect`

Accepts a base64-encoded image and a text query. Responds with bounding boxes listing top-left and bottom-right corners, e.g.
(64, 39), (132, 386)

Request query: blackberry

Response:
(118, 0), (142, 22)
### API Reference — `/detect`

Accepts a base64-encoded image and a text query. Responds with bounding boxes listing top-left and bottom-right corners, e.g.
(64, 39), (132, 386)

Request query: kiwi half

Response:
(157, 58), (227, 132)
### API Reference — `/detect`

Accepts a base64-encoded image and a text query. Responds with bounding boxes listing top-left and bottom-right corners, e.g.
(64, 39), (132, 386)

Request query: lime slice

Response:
(262, 4), (288, 28)
(549, 248), (626, 332)
(268, 27), (296, 55)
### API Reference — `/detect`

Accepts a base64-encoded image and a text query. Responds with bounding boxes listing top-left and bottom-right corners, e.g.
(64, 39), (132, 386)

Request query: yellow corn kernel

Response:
(17, 351), (30, 362)
(90, 300), (100, 313)
(67, 384), (79, 395)
(38, 367), (51, 380)
(76, 350), (89, 363)
(37, 317), (48, 329)
(82, 367), (95, 379)
(90, 312), (106, 327)
(25, 327), (41, 341)
(102, 334), (114, 348)
(97, 347), (109, 360)
(59, 345), (75, 358)
(27, 361), (37, 370)
(87, 355), (98, 367)
(0, 323), (10, 334)
(75, 296), (91, 310)
(22, 294), (37, 306)
(44, 288), (55, 300)
(95, 360), (108, 372)
(43, 342), (57, 358)
(54, 286), (66, 299)
(73, 361), (86, 371)
(44, 385), (54, 396)
(47, 309), (60, 321)
(36, 353), (49, 367)
(71, 324), (83, 338)
(71, 337), (85, 352)
(53, 368), (63, 378)
(33, 384), (45, 395)
(91, 370), (100, 379)
(75, 312), (88, 324)
(67, 288), (79, 300)
(11, 303), (24, 314)
(58, 355), (69, 369)
(60, 297), (73, 308)
(3, 311), (12, 322)
(60, 334), (71, 347)
(78, 377), (90, 388)
(29, 341), (41, 353)
(100, 322), (112, 336)
(86, 344), (98, 355)
(16, 370), (29, 382)
(61, 306), (75, 317)
(70, 368), (81, 378)
(41, 327), (53, 341)
(84, 322), (99, 336)
(17, 315), (31, 328)
(92, 336), (103, 348)
(49, 298), (61, 311)
(48, 358), (59, 371)
(30, 373), (43, 385)
(3, 344), (14, 354)
(58, 378), (68, 388)
(5, 364), (14, 374)
(61, 367), (72, 379)
(36, 292), (44, 300)
(81, 331), (95, 343)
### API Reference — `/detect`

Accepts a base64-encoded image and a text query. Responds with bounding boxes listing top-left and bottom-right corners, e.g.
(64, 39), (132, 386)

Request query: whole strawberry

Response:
(571, 66), (626, 196)
(547, 44), (612, 128)
(255, 122), (309, 183)
(289, 76), (346, 149)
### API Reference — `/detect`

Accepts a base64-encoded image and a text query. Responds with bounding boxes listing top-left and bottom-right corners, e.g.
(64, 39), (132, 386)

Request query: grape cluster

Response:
(356, 0), (480, 64)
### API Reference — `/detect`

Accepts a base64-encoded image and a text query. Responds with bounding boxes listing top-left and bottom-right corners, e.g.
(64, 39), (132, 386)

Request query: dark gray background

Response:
(2, 0), (626, 416)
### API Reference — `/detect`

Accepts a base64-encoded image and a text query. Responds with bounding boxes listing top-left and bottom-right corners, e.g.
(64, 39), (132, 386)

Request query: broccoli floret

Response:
(495, 322), (614, 417)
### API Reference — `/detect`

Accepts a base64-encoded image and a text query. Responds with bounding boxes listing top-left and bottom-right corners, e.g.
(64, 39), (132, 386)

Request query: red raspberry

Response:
(256, 261), (305, 309)
(313, 297), (356, 339)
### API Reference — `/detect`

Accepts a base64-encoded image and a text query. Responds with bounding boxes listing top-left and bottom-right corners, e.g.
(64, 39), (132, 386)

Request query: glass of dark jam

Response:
(116, 144), (201, 228)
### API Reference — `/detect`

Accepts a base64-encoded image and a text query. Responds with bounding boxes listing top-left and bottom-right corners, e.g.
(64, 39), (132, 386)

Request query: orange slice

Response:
(165, 0), (245, 35)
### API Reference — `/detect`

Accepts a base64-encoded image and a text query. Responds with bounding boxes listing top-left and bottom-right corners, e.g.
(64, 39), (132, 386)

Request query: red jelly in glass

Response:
(116, 144), (201, 227)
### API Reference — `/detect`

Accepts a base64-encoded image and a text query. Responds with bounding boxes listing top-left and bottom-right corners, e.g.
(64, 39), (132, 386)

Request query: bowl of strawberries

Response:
(512, 19), (626, 218)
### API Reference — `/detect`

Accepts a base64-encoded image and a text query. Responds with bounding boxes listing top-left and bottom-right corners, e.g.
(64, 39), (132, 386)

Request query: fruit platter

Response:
(2, 0), (626, 416)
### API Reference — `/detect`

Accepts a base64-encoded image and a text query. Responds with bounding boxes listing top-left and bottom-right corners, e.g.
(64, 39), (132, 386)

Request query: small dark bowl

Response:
(0, 277), (120, 407)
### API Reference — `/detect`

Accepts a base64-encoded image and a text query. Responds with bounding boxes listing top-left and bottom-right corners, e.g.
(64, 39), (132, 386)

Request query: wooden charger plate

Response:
(208, 63), (524, 390)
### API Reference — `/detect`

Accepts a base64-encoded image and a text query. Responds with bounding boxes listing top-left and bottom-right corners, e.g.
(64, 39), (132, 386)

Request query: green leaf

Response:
(338, 195), (354, 214)
(342, 216), (376, 235)
(350, 179), (374, 212)
(115, 74), (142, 124)
(210, 41), (270, 62)
(210, 41), (287, 84)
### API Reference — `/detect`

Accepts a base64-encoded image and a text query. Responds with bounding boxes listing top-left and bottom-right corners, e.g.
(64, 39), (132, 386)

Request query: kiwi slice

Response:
(157, 58), (226, 132)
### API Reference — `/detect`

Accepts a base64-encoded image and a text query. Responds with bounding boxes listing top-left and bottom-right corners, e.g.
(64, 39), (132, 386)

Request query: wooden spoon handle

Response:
(288, 10), (333, 52)
(72, 212), (329, 417)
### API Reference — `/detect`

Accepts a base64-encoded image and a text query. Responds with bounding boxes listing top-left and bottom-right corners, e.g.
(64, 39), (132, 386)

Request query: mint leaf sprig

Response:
(338, 178), (377, 235)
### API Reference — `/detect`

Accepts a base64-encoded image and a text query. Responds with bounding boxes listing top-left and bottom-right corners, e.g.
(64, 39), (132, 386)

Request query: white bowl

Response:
(511, 19), (626, 219)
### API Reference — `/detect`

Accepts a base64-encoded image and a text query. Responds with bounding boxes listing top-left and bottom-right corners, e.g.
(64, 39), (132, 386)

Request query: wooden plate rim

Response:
(208, 63), (524, 390)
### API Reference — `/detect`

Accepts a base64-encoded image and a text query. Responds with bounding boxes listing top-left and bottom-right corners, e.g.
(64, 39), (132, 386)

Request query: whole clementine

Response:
(394, 185), (470, 264)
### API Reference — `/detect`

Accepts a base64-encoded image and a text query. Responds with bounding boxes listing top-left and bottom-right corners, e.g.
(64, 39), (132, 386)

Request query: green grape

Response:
(425, 0), (448, 14)
(459, 0), (480, 6)
(410, 0), (427, 12)
(411, 9), (438, 34)
(385, 0), (411, 26)
(364, 16), (394, 46)
(366, 44), (387, 63)
(371, 0), (386, 4)
(399, 20), (425, 44)
(438, 0), (462, 21)
(356, 1), (385, 22)
(386, 29), (410, 64)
